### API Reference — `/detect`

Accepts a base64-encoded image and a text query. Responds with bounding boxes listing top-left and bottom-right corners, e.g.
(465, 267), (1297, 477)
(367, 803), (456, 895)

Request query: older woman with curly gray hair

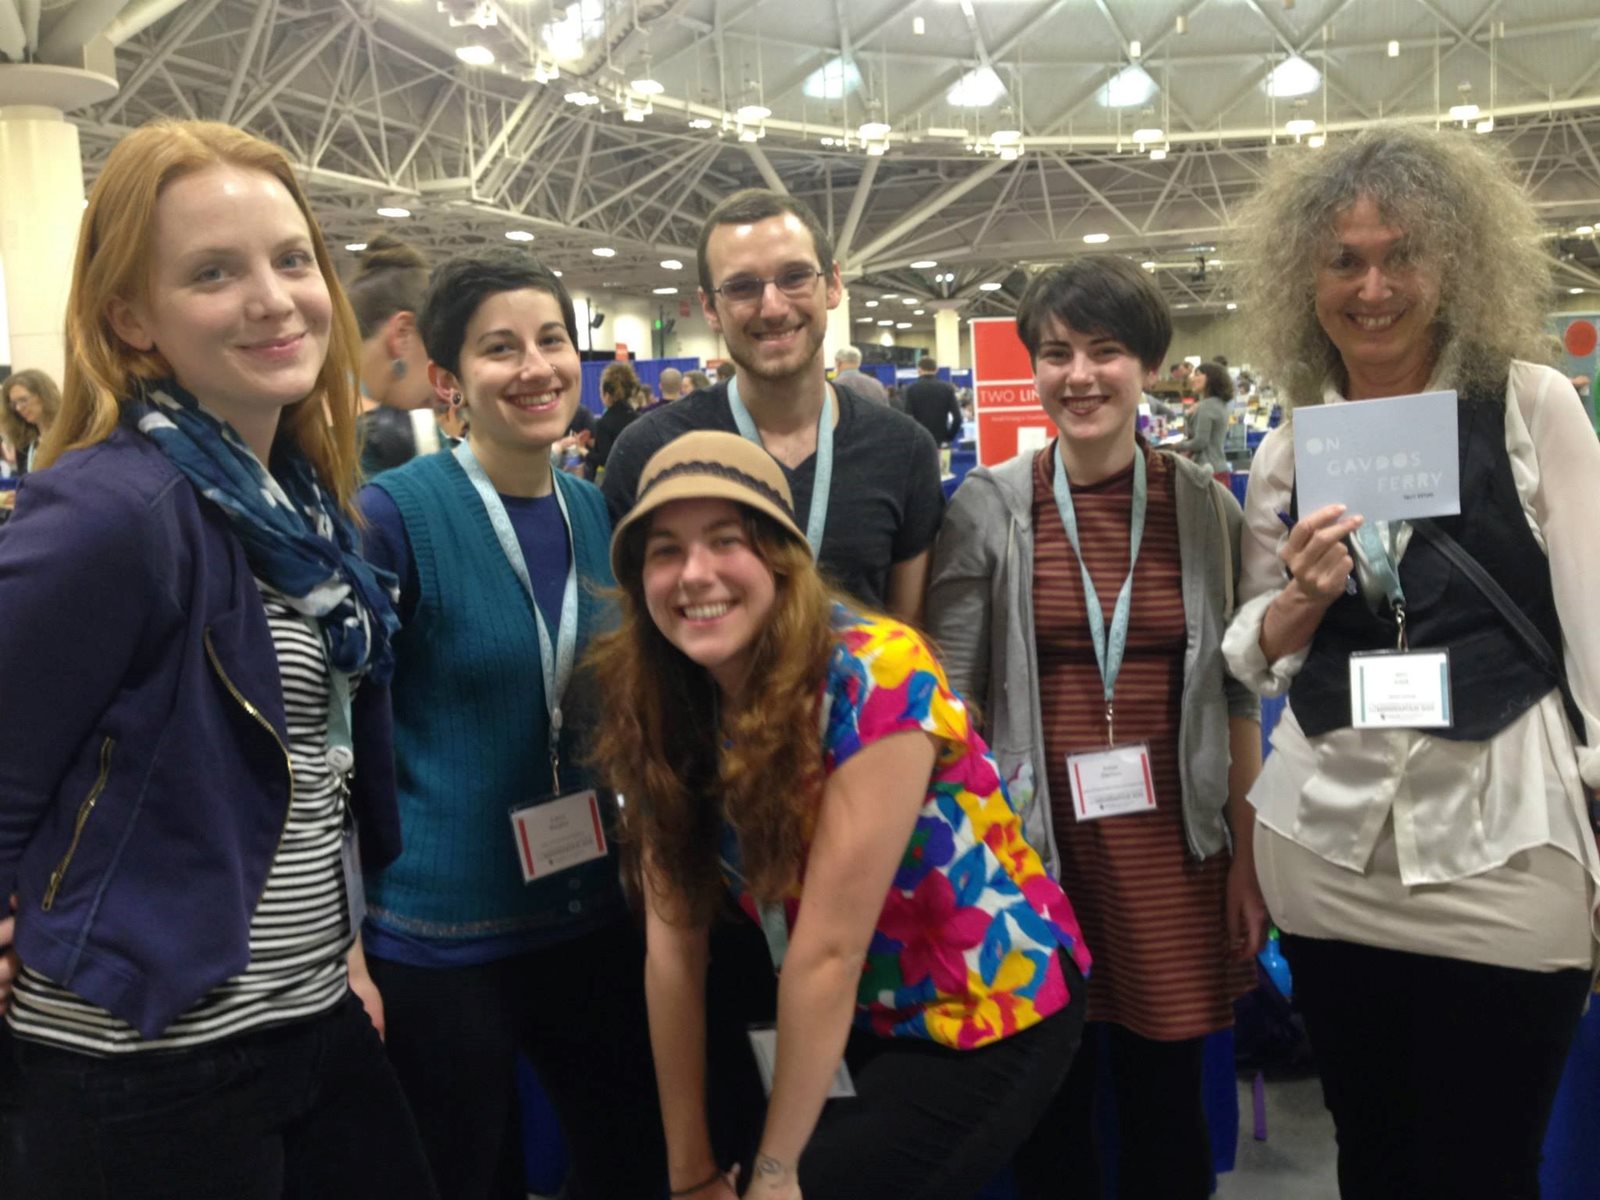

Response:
(1223, 124), (1600, 1200)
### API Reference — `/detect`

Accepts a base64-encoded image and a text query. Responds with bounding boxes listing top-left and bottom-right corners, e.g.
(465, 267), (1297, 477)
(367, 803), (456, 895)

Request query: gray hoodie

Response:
(926, 446), (1258, 876)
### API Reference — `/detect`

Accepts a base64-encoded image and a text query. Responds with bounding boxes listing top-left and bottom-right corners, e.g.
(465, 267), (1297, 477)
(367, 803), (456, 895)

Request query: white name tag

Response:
(1349, 650), (1453, 729)
(1065, 743), (1158, 821)
(510, 789), (609, 883)
(747, 1027), (856, 1100)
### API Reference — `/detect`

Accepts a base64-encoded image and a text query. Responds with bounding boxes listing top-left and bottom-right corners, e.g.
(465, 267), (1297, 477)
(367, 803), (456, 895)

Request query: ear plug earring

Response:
(391, 357), (407, 379)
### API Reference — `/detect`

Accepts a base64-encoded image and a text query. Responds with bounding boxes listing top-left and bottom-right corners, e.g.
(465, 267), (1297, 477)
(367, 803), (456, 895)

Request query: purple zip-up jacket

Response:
(0, 421), (401, 1039)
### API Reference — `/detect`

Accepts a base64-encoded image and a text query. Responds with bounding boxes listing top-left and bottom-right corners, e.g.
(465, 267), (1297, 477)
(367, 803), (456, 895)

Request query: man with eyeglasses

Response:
(602, 188), (943, 621)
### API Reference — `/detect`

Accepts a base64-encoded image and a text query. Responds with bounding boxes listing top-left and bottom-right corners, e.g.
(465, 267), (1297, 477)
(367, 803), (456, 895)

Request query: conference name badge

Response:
(509, 790), (608, 883)
(1349, 650), (1453, 729)
(1066, 743), (1158, 821)
(747, 1026), (857, 1100)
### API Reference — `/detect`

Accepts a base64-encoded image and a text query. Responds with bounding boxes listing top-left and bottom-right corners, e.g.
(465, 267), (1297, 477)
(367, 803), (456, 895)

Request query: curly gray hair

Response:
(1232, 124), (1551, 408)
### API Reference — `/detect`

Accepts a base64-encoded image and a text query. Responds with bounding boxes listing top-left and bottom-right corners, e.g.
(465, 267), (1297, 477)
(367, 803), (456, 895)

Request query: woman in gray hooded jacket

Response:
(926, 256), (1263, 1200)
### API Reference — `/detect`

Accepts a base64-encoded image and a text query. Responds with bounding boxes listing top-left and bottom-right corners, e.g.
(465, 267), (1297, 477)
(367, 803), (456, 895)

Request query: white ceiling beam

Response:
(832, 154), (880, 265)
(100, 0), (226, 121)
(235, 16), (350, 128)
(849, 157), (1011, 267)
(218, 0), (272, 122)
(744, 144), (787, 194)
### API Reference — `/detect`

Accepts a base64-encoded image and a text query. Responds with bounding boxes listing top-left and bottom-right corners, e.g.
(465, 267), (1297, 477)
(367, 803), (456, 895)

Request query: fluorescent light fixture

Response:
(896, 322), (913, 329)
(1132, 126), (1163, 143)
(592, 247), (616, 257)
(1448, 103), (1480, 122)
(947, 66), (1006, 108)
(1082, 233), (1110, 244)
(864, 300), (879, 308)
(504, 230), (535, 242)
(1100, 65), (1157, 108)
(1571, 287), (1585, 295)
(455, 44), (495, 67)
(910, 260), (938, 269)
(859, 120), (892, 141)
(856, 317), (874, 324)
(1129, 39), (1142, 58)
(877, 319), (895, 326)
(376, 205), (411, 218)
(1149, 147), (1168, 160)
(913, 16), (925, 34)
(1285, 117), (1318, 137)
(1387, 40), (1400, 57)
(688, 116), (714, 129)
(660, 259), (683, 269)
(1264, 56), (1321, 99)
(914, 309), (926, 315)
(903, 298), (919, 305)
(345, 242), (367, 252)
(652, 287), (678, 295)
(736, 103), (771, 122)
(880, 293), (900, 300)
(978, 281), (1004, 292)
(803, 57), (861, 100)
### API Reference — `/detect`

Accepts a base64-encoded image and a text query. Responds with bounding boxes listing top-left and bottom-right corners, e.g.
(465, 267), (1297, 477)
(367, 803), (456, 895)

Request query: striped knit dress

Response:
(1032, 442), (1253, 1041)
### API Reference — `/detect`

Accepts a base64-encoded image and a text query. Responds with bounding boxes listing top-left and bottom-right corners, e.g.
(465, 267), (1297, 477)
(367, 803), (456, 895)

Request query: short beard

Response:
(727, 323), (825, 386)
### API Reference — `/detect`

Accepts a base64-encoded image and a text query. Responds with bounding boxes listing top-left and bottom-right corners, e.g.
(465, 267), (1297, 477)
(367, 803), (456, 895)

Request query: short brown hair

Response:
(1016, 255), (1172, 371)
(696, 189), (834, 296)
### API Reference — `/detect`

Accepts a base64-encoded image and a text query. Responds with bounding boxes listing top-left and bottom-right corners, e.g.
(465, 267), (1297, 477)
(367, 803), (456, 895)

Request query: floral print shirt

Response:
(724, 608), (1091, 1051)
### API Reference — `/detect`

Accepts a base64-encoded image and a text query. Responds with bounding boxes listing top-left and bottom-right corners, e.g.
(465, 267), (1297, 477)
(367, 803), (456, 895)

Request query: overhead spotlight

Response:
(1082, 233), (1110, 244)
(736, 102), (771, 122)
(1307, 134), (1326, 148)
(1449, 102), (1480, 122)
(1577, 225), (1596, 235)
(345, 242), (368, 252)
(913, 16), (925, 34)
(865, 141), (889, 156)
(896, 322), (913, 329)
(978, 281), (1004, 292)
(629, 63), (664, 95)
(688, 116), (714, 129)
(376, 205), (411, 219)
(1149, 147), (1168, 161)
(652, 287), (678, 295)
(1387, 40), (1400, 57)
(504, 230), (535, 242)
(1285, 117), (1318, 137)
(864, 300), (879, 308)
(1226, 302), (1238, 310)
(592, 246), (616, 257)
(858, 120), (892, 141)
(856, 317), (874, 324)
(1132, 126), (1163, 144)
(660, 259), (683, 269)
(1571, 287), (1585, 295)
(911, 259), (938, 269)
(877, 319), (895, 326)
(1175, 14), (1188, 34)
(456, 44), (495, 67)
(738, 127), (764, 143)
(902, 298), (919, 305)
(1141, 260), (1156, 270)
(914, 309), (926, 315)
(881, 293), (900, 300)
(1475, 117), (1495, 134)
(552, 269), (563, 277)
(1129, 39), (1142, 59)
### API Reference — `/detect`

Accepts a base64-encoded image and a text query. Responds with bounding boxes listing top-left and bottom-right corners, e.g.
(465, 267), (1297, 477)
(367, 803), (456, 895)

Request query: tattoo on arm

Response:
(754, 1154), (792, 1180)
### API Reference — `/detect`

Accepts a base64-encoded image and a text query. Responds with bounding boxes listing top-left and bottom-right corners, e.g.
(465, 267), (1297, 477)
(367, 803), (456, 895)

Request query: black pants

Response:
(1012, 1022), (1212, 1200)
(367, 918), (665, 1200)
(0, 992), (437, 1200)
(1283, 934), (1590, 1200)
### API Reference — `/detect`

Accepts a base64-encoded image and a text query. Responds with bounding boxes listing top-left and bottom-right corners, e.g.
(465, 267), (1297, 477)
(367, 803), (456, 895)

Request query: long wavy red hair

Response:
(586, 505), (843, 925)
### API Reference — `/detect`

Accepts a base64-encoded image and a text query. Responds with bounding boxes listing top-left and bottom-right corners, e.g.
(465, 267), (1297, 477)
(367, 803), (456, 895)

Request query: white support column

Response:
(935, 308), (962, 371)
(0, 105), (84, 382)
(825, 284), (853, 369)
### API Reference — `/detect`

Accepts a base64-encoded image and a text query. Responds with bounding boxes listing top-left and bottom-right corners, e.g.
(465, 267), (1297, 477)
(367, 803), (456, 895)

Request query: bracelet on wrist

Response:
(669, 1167), (726, 1197)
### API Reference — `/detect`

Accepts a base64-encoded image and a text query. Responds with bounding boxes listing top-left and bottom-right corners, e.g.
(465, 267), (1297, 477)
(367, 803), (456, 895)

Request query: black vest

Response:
(1288, 385), (1564, 740)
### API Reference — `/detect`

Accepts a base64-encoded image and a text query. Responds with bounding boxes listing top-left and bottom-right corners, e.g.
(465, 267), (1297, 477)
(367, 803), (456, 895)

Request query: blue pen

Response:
(1275, 511), (1294, 532)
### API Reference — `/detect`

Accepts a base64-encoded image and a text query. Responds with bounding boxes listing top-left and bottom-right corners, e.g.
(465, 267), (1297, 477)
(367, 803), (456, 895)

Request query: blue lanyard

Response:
(1350, 521), (1408, 648)
(453, 440), (580, 779)
(726, 377), (833, 558)
(1051, 443), (1148, 745)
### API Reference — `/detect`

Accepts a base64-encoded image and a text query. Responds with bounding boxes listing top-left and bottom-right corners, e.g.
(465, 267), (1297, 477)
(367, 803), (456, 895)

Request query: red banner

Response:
(970, 318), (1052, 466)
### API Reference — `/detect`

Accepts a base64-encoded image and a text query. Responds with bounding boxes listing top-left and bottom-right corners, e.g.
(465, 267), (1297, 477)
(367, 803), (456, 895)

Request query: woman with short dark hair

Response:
(354, 248), (666, 1199)
(1175, 361), (1235, 473)
(930, 255), (1264, 1200)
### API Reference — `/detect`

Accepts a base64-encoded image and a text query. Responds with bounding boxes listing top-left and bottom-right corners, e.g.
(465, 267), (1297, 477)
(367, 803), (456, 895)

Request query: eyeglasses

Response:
(711, 265), (822, 306)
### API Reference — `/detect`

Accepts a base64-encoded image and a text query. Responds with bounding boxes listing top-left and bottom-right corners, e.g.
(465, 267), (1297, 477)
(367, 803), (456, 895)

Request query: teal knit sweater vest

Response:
(363, 452), (624, 938)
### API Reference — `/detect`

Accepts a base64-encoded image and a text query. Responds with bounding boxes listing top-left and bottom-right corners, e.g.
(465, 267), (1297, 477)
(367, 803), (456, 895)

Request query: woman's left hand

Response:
(346, 941), (385, 1040)
(743, 1160), (802, 1200)
(1225, 856), (1269, 963)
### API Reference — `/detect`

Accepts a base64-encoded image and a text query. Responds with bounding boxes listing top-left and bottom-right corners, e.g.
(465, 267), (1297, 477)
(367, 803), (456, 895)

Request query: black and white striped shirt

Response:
(9, 591), (355, 1053)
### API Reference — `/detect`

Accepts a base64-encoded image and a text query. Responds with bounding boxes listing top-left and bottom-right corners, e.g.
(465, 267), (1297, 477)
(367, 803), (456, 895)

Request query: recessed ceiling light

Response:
(504, 230), (535, 242)
(376, 205), (411, 219)
(978, 281), (1004, 292)
(902, 298), (919, 305)
(1572, 287), (1586, 295)
(865, 300), (879, 308)
(1141, 260), (1156, 270)
(910, 260), (937, 269)
(914, 309), (926, 315)
(660, 259), (683, 269)
(1226, 302), (1238, 310)
(652, 287), (678, 295)
(880, 293), (900, 300)
(455, 44), (495, 67)
(1082, 233), (1110, 244)
(877, 319), (895, 326)
(592, 247), (616, 257)
(856, 317), (874, 324)
(552, 269), (563, 277)
(896, 322), (912, 329)
(345, 242), (367, 252)
(1387, 40), (1400, 57)
(1307, 134), (1327, 148)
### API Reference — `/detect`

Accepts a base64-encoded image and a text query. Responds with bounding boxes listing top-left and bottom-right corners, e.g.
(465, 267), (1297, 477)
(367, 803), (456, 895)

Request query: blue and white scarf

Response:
(132, 380), (400, 684)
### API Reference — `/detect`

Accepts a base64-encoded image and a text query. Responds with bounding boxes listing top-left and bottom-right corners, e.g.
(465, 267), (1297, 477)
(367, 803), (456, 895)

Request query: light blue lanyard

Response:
(453, 440), (580, 779)
(301, 617), (355, 780)
(1051, 443), (1148, 745)
(1350, 521), (1408, 648)
(726, 377), (833, 558)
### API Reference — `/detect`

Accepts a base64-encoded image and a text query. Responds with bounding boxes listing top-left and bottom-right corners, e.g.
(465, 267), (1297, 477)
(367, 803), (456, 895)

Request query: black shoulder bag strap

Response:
(1411, 518), (1599, 836)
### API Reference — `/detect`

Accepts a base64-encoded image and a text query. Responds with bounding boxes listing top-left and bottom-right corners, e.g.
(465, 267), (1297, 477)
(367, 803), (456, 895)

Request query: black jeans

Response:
(367, 918), (666, 1200)
(0, 992), (437, 1200)
(1011, 1022), (1212, 1200)
(1283, 934), (1590, 1200)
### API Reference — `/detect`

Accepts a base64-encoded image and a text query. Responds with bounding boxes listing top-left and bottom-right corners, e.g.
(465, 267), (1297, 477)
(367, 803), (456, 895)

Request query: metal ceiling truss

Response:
(48, 0), (1600, 312)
